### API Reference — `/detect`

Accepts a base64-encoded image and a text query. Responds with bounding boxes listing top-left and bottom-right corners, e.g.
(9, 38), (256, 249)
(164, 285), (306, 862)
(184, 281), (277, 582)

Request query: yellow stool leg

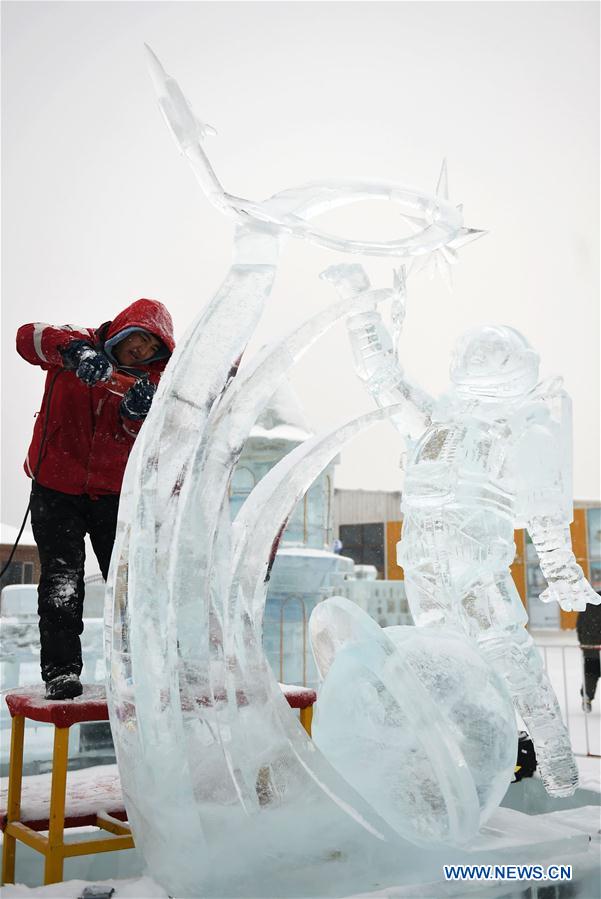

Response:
(300, 706), (313, 736)
(1, 715), (25, 885)
(44, 726), (69, 885)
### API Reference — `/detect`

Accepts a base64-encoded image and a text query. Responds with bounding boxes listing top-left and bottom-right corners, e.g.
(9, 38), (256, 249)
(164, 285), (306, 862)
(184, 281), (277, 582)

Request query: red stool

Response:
(1, 681), (316, 885)
(1, 686), (133, 885)
(279, 682), (316, 735)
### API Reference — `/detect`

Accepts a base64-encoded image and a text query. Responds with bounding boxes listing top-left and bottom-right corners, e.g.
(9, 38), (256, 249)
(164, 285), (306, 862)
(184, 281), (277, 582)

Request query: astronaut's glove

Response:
(320, 263), (371, 300)
(60, 340), (113, 386)
(120, 377), (156, 420)
(539, 577), (601, 612)
(346, 310), (398, 383)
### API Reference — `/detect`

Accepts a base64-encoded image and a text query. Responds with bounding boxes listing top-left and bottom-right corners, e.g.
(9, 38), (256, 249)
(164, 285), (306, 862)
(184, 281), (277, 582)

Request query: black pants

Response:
(30, 482), (119, 682)
(582, 649), (600, 702)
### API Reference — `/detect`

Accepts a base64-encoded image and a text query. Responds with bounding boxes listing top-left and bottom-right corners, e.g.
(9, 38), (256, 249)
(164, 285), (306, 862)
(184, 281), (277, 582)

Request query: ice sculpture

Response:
(310, 596), (517, 847)
(328, 262), (601, 799)
(104, 47), (577, 897)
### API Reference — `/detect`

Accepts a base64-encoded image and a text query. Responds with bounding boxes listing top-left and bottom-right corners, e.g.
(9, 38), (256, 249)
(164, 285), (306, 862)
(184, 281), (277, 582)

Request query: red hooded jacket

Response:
(17, 299), (175, 497)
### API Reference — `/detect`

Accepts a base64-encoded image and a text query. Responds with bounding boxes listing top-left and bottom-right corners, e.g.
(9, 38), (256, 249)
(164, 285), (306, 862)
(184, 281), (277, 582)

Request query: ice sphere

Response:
(311, 598), (517, 848)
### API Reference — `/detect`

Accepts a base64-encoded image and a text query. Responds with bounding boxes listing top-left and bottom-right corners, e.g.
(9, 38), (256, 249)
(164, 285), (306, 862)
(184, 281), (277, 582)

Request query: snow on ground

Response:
(0, 824), (146, 892)
(0, 876), (168, 897)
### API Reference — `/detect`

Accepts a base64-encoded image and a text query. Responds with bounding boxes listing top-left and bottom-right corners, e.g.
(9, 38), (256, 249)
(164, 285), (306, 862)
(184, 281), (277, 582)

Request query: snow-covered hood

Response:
(105, 298), (175, 357)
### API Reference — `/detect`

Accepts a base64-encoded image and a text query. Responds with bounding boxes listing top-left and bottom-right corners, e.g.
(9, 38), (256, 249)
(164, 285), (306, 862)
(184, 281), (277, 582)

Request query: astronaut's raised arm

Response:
(346, 309), (434, 439)
(321, 263), (434, 441)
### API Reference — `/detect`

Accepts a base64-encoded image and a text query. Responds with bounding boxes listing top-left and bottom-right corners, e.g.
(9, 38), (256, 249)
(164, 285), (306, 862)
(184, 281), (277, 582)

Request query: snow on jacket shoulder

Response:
(17, 322), (96, 370)
(17, 299), (175, 497)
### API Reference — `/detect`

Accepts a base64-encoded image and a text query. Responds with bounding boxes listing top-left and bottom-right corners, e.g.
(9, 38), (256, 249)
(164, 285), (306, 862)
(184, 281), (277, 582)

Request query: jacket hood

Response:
(105, 299), (175, 354)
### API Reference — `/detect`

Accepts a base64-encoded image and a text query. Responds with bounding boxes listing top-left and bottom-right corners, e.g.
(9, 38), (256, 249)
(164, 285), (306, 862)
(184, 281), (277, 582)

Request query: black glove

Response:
(60, 339), (113, 387)
(120, 377), (156, 420)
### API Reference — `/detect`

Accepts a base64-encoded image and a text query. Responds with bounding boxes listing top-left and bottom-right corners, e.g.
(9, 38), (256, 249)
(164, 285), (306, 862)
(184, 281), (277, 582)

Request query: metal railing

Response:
(536, 641), (600, 759)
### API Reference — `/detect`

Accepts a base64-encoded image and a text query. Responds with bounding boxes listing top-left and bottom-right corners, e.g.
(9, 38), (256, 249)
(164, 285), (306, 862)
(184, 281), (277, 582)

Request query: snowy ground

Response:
(1, 876), (168, 898)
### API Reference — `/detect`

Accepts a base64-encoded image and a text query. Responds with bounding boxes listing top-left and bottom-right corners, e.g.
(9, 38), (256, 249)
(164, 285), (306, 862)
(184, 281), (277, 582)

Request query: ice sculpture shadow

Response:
(104, 49), (594, 897)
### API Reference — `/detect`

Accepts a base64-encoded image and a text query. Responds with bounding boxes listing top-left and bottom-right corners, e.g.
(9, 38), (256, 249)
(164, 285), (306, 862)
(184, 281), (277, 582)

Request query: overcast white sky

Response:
(2, 1), (600, 540)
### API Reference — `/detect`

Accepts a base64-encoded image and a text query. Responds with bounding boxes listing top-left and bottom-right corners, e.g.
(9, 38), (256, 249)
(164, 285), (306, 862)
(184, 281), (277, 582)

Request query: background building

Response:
(0, 522), (40, 594)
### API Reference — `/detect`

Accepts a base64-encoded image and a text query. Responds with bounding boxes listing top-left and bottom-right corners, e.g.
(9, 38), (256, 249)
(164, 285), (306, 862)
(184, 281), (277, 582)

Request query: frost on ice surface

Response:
(102, 47), (597, 898)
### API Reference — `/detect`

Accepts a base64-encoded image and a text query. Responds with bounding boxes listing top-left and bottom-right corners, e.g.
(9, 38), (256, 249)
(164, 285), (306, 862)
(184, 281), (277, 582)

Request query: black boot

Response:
(45, 673), (83, 701)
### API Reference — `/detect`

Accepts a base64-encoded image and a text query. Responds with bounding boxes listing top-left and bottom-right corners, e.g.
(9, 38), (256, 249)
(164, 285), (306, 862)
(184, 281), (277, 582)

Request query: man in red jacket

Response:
(17, 299), (175, 699)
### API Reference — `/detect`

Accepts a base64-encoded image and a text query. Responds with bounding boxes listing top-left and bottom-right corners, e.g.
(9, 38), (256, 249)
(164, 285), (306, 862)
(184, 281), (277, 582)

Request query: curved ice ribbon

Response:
(105, 228), (280, 889)
(145, 45), (485, 261)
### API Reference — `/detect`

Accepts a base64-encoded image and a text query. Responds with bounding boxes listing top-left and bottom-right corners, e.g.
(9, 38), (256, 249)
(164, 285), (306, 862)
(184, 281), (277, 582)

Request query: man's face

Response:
(113, 331), (162, 366)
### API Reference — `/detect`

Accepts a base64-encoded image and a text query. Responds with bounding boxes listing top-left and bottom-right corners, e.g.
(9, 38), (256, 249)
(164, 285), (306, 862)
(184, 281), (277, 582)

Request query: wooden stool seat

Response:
(4, 685), (109, 728)
(1, 685), (134, 887)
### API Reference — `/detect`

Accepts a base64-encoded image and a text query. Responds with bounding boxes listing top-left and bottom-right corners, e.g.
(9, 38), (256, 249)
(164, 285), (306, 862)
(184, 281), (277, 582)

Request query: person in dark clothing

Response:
(17, 299), (175, 700)
(576, 591), (601, 712)
(513, 731), (537, 782)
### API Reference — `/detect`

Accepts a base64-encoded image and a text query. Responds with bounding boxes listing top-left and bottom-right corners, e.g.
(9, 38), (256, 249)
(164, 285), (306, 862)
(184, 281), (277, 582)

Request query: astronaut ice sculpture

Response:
(325, 262), (600, 798)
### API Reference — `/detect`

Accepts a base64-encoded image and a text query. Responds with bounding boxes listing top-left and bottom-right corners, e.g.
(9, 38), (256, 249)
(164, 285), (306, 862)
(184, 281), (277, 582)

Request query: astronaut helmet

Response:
(449, 325), (540, 400)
